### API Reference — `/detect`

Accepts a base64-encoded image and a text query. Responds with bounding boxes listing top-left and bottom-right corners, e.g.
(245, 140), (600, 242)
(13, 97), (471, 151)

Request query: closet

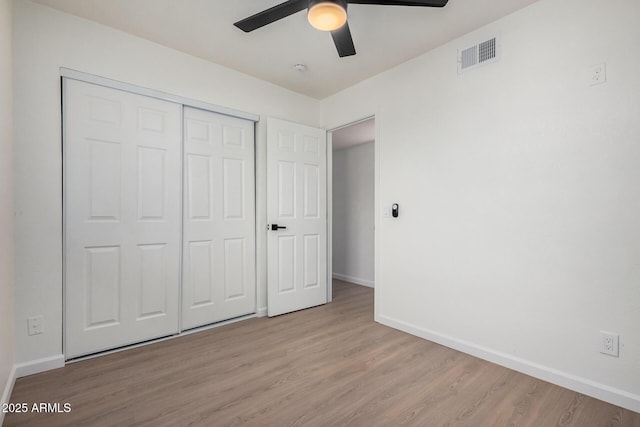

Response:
(63, 77), (255, 359)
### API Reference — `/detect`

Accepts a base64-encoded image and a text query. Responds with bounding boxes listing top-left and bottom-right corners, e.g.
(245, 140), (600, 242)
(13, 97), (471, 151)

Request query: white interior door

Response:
(64, 79), (181, 358)
(182, 107), (256, 329)
(267, 118), (327, 316)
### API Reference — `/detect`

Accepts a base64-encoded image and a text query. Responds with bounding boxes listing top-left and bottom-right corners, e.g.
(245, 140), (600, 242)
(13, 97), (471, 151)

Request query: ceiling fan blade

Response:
(331, 22), (356, 57)
(234, 0), (308, 32)
(348, 0), (448, 6)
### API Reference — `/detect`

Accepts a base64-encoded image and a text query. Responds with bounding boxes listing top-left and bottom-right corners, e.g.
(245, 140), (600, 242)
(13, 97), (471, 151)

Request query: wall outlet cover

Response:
(600, 331), (619, 357)
(590, 63), (607, 86)
(28, 315), (44, 336)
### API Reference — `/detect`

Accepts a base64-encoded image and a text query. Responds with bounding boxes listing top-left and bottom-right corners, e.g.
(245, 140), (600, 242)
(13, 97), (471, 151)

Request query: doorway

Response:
(330, 118), (375, 295)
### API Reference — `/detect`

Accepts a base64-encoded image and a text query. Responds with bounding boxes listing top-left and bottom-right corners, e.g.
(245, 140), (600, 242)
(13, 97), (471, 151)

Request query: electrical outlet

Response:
(600, 331), (619, 357)
(590, 63), (607, 86)
(27, 315), (43, 336)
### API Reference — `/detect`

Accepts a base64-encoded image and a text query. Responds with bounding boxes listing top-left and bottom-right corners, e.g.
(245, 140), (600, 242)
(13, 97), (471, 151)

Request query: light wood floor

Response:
(6, 280), (640, 426)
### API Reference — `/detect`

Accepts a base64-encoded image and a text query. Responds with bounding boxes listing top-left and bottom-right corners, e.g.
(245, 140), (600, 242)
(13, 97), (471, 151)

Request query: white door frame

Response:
(61, 68), (260, 359)
(60, 68), (259, 122)
(326, 131), (333, 303)
(326, 114), (379, 319)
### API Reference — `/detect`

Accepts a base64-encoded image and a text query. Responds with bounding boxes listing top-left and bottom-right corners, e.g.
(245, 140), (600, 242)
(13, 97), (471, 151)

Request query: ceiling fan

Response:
(234, 0), (449, 58)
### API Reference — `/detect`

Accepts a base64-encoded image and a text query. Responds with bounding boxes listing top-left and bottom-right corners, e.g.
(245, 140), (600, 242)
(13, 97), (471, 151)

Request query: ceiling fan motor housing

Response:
(308, 0), (348, 11)
(307, 0), (349, 31)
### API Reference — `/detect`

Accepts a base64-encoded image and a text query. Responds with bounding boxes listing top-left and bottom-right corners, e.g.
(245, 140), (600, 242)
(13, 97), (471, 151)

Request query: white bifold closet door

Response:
(65, 80), (256, 359)
(64, 79), (182, 358)
(182, 107), (255, 330)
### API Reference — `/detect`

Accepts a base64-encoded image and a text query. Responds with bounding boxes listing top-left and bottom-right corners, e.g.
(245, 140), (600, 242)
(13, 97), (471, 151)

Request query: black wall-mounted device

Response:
(392, 203), (399, 218)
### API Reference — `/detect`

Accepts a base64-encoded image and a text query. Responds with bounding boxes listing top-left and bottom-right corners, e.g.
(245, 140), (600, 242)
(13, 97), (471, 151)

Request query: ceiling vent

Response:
(458, 34), (501, 74)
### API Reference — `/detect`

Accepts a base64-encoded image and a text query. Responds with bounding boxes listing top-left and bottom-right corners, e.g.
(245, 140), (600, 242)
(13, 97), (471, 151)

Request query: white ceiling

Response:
(31, 0), (540, 99)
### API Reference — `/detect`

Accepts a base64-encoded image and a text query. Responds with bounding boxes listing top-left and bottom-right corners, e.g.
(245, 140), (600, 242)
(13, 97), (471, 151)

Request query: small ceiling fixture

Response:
(307, 0), (347, 32)
(294, 63), (308, 72)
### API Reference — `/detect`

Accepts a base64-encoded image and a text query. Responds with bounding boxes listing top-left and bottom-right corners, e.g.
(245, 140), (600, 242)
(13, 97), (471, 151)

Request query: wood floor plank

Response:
(5, 280), (639, 426)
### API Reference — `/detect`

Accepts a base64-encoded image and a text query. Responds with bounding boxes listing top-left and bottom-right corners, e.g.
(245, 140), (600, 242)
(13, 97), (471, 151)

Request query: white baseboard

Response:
(15, 354), (65, 378)
(378, 315), (640, 414)
(0, 365), (17, 425)
(257, 306), (267, 317)
(332, 273), (374, 288)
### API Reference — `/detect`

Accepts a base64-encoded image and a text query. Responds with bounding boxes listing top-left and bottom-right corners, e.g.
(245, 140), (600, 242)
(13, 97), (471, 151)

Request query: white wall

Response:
(332, 142), (375, 287)
(321, 0), (640, 412)
(12, 0), (320, 369)
(0, 0), (15, 418)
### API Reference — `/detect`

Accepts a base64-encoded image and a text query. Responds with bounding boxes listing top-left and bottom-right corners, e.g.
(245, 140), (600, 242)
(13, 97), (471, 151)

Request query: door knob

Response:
(270, 224), (287, 231)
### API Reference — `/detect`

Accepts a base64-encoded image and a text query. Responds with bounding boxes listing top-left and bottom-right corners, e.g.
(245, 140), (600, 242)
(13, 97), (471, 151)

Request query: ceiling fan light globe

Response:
(307, 2), (347, 32)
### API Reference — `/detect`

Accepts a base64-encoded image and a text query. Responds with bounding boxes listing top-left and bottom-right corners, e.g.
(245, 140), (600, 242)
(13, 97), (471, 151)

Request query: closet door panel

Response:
(65, 79), (181, 359)
(182, 107), (255, 329)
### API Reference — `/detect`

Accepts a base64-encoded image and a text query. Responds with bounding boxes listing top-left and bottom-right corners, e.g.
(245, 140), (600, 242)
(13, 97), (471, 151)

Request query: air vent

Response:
(458, 34), (501, 74)
(478, 38), (496, 63)
(460, 46), (477, 70)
